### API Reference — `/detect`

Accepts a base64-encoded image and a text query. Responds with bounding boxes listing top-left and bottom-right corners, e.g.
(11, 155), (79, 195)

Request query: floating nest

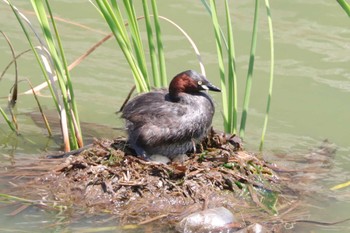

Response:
(0, 129), (337, 232)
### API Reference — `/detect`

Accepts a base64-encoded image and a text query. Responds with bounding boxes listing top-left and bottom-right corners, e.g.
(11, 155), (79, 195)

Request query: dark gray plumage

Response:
(121, 70), (220, 159)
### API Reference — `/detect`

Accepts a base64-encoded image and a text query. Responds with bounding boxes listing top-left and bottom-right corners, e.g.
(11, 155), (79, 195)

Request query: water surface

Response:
(0, 1), (349, 232)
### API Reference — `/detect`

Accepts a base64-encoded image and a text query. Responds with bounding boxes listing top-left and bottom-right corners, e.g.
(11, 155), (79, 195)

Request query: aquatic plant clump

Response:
(1, 134), (339, 231)
(32, 134), (303, 231)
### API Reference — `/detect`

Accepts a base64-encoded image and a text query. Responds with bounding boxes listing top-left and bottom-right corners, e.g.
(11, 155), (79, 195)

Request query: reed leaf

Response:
(6, 0), (83, 151)
(44, 0), (83, 146)
(95, 0), (168, 89)
(96, 0), (149, 92)
(203, 0), (275, 148)
(6, 1), (59, 110)
(7, 93), (18, 131)
(224, 0), (237, 134)
(23, 11), (204, 94)
(151, 0), (167, 86)
(158, 16), (205, 75)
(330, 180), (350, 190)
(0, 193), (36, 204)
(0, 30), (19, 132)
(0, 49), (31, 81)
(0, 107), (16, 133)
(259, 0), (274, 151)
(239, 0), (259, 139)
(26, 79), (53, 137)
(0, 31), (18, 106)
(110, 0), (131, 44)
(23, 33), (113, 95)
(200, 0), (229, 52)
(142, 0), (160, 87)
(31, 0), (79, 150)
(209, 0), (229, 132)
(123, 0), (149, 84)
(337, 0), (350, 17)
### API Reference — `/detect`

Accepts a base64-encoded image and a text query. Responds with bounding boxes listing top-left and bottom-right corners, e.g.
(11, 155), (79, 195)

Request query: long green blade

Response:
(7, 2), (59, 111)
(96, 0), (149, 92)
(123, 0), (149, 87)
(0, 107), (16, 133)
(31, 0), (78, 149)
(239, 0), (259, 139)
(111, 0), (131, 46)
(45, 0), (82, 145)
(151, 0), (167, 86)
(259, 0), (274, 151)
(337, 0), (350, 17)
(142, 0), (160, 87)
(224, 0), (237, 134)
(210, 0), (229, 132)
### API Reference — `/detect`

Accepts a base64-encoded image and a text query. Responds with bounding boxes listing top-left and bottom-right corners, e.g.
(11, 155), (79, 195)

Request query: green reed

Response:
(207, 0), (237, 134)
(7, 0), (83, 151)
(2, 0), (276, 151)
(95, 0), (167, 92)
(0, 107), (16, 132)
(150, 0), (167, 87)
(204, 0), (274, 150)
(337, 0), (350, 17)
(0, 29), (18, 134)
(2, 0), (199, 151)
(259, 0), (274, 151)
(96, 0), (276, 149)
(239, 0), (259, 139)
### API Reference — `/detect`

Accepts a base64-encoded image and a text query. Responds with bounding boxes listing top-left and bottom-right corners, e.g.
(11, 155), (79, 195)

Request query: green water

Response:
(1, 1), (349, 232)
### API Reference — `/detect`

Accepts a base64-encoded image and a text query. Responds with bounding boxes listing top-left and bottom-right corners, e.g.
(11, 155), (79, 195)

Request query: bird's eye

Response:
(198, 81), (202, 85)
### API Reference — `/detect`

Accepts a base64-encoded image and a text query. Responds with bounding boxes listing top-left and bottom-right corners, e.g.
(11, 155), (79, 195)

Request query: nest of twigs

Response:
(2, 129), (338, 232)
(32, 128), (305, 231)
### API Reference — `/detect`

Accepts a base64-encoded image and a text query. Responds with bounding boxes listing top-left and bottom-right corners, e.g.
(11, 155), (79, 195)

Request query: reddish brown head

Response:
(168, 70), (220, 101)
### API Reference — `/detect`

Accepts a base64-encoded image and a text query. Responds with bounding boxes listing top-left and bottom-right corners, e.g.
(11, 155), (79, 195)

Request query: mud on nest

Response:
(37, 129), (302, 230)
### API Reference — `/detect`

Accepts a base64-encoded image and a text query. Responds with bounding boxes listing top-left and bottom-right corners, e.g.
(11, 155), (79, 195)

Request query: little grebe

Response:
(122, 70), (221, 159)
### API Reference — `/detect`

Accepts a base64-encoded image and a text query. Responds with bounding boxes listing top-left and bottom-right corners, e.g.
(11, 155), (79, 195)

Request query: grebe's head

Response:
(169, 70), (220, 100)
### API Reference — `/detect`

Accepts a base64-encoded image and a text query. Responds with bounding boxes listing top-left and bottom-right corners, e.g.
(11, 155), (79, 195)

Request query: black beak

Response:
(205, 82), (221, 92)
